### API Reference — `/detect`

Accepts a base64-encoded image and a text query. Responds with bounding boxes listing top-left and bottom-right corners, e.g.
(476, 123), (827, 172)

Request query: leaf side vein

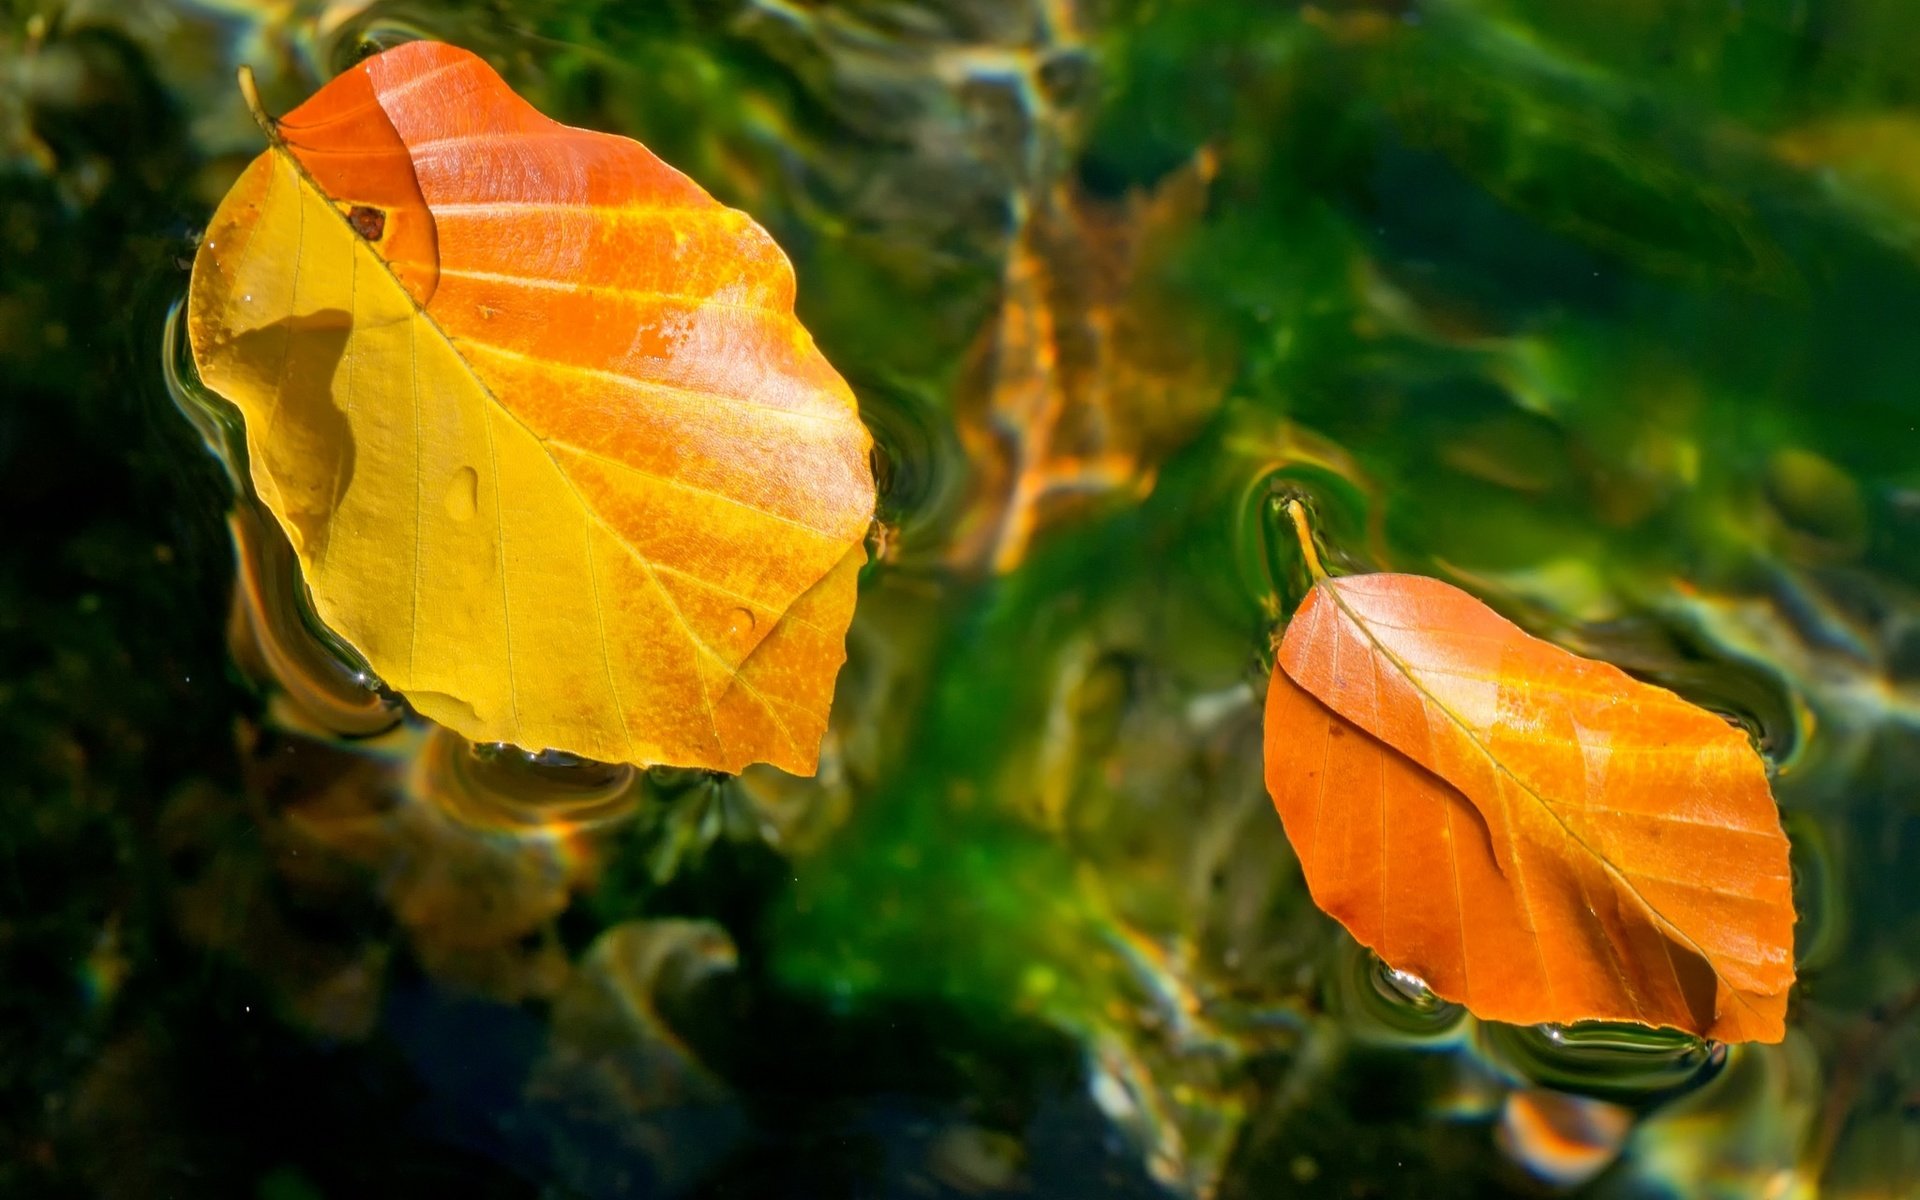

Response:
(546, 437), (846, 540)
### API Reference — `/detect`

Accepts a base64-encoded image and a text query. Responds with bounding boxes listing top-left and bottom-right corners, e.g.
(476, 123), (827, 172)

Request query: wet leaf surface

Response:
(1268, 570), (1795, 1041)
(188, 42), (875, 774)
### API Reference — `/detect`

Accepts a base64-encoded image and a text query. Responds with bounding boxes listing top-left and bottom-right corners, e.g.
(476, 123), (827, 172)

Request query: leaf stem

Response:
(236, 66), (277, 141)
(1284, 499), (1326, 582)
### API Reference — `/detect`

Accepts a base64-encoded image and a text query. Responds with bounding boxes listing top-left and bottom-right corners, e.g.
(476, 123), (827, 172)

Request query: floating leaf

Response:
(188, 41), (876, 774)
(1264, 542), (1795, 1042)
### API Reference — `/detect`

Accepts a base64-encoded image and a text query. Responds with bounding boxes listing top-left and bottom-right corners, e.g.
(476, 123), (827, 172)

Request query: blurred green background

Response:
(5, 0), (1920, 1196)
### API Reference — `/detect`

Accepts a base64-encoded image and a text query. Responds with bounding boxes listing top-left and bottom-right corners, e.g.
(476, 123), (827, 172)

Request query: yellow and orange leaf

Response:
(188, 41), (875, 774)
(1265, 572), (1795, 1042)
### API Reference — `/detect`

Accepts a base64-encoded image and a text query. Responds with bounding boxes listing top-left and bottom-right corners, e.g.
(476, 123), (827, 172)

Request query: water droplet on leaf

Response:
(444, 466), (479, 520)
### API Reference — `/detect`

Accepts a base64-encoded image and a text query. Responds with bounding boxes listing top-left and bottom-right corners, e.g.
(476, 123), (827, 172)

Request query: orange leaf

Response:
(1264, 572), (1796, 1042)
(188, 43), (874, 774)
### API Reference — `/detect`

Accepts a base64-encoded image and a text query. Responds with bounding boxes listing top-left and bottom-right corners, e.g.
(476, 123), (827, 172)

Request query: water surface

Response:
(4, 1), (1920, 1196)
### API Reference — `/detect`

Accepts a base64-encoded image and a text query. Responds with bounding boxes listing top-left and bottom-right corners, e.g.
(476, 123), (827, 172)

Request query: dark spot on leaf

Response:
(347, 204), (386, 241)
